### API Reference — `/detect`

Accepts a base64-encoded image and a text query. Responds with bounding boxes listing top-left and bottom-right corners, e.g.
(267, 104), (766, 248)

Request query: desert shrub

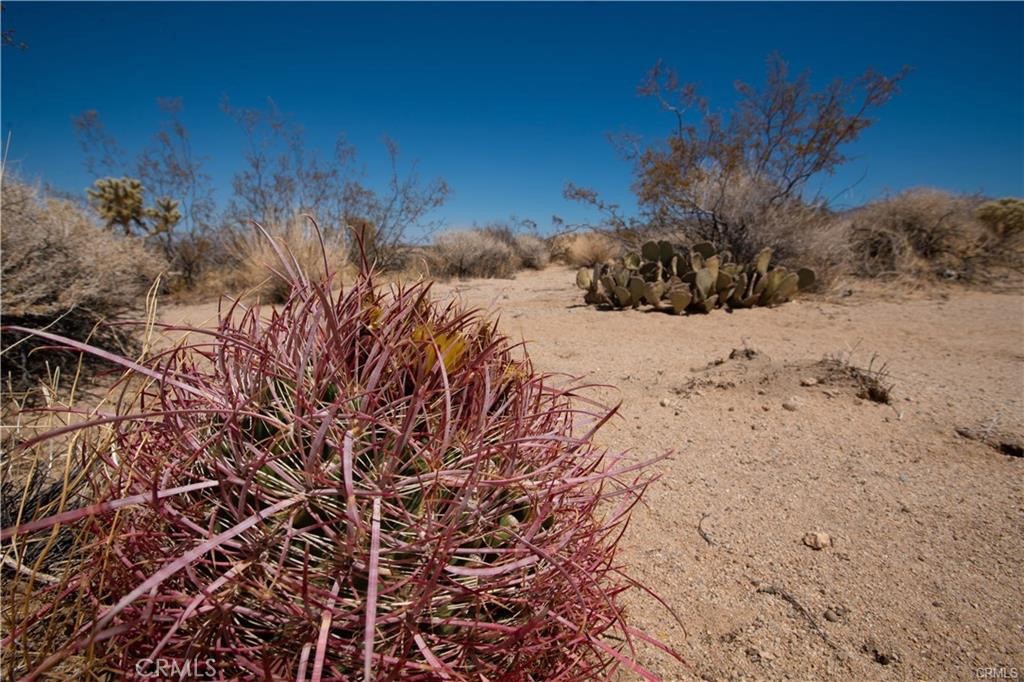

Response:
(200, 218), (348, 302)
(2, 247), (676, 680)
(511, 233), (551, 269)
(976, 198), (1024, 240)
(848, 188), (989, 279)
(477, 223), (551, 270)
(430, 229), (521, 279)
(0, 179), (165, 391)
(567, 54), (906, 265)
(976, 198), (1024, 272)
(563, 231), (621, 267)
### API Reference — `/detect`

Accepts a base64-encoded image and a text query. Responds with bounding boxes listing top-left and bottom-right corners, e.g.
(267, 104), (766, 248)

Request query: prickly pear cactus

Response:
(573, 238), (815, 315)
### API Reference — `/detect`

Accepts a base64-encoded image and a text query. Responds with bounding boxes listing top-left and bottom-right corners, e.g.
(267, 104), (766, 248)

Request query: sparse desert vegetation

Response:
(2, 4), (1022, 680)
(1, 178), (165, 392)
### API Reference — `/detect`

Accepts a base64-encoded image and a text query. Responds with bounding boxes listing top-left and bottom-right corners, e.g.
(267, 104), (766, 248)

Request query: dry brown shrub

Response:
(199, 218), (349, 302)
(428, 229), (521, 279)
(847, 188), (1000, 280)
(563, 231), (621, 267)
(1, 179), (165, 391)
(975, 198), (1024, 271)
(511, 234), (550, 269)
(476, 224), (551, 270)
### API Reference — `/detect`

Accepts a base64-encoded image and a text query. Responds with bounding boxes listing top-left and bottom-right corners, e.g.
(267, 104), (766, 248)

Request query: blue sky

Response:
(3, 2), (1022, 234)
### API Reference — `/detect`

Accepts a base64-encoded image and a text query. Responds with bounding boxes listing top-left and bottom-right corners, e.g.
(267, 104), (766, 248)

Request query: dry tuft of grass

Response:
(199, 218), (349, 302)
(818, 351), (895, 404)
(561, 231), (621, 267)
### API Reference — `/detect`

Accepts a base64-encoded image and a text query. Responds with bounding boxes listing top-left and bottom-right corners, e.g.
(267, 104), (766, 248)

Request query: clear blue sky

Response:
(3, 2), (1022, 234)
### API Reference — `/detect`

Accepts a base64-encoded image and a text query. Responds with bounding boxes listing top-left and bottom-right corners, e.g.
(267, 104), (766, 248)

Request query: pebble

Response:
(824, 608), (840, 622)
(782, 400), (799, 412)
(800, 377), (818, 386)
(802, 531), (832, 550)
(659, 398), (670, 407)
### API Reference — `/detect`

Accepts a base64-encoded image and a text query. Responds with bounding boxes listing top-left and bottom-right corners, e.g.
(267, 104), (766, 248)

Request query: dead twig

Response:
(756, 584), (839, 651)
(697, 513), (716, 546)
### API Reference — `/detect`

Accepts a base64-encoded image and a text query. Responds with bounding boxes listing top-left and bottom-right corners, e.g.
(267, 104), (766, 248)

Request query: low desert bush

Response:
(429, 229), (521, 279)
(2, 241), (676, 680)
(976, 198), (1024, 240)
(511, 233), (550, 269)
(848, 188), (990, 279)
(563, 231), (621, 267)
(201, 218), (348, 302)
(0, 179), (165, 392)
(976, 198), (1024, 271)
(477, 224), (551, 270)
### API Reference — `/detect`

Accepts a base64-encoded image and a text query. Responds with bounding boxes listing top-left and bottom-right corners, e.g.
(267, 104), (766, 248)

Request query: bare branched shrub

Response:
(1, 179), (165, 391)
(567, 53), (907, 267)
(429, 229), (520, 279)
(562, 231), (621, 267)
(200, 218), (348, 302)
(222, 99), (450, 271)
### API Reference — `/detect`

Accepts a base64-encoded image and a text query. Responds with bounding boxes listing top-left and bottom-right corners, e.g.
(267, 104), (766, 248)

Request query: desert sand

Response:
(163, 266), (1024, 681)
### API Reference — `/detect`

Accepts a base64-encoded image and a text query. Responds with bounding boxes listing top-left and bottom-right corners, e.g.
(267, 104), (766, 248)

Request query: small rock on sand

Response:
(802, 531), (832, 550)
(800, 377), (818, 386)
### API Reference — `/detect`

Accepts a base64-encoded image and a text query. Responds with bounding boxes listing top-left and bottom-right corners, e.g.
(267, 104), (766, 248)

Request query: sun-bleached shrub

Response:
(848, 188), (990, 279)
(429, 229), (521, 279)
(511, 233), (551, 269)
(0, 178), (165, 391)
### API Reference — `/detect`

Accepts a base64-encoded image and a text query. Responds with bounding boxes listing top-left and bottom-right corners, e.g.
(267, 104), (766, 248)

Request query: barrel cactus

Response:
(3, 225), (676, 681)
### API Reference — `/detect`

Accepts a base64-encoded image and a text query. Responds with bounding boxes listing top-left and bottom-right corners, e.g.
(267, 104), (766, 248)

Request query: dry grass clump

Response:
(562, 231), (621, 267)
(818, 351), (894, 404)
(1, 179), (165, 392)
(846, 187), (1015, 281)
(200, 218), (348, 302)
(429, 229), (521, 279)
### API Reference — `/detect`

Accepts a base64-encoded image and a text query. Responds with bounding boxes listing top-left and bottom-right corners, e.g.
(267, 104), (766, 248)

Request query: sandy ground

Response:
(162, 267), (1024, 682)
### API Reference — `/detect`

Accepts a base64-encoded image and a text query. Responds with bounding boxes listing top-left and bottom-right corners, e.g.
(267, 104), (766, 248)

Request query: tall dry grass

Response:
(200, 218), (349, 302)
(559, 231), (621, 267)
